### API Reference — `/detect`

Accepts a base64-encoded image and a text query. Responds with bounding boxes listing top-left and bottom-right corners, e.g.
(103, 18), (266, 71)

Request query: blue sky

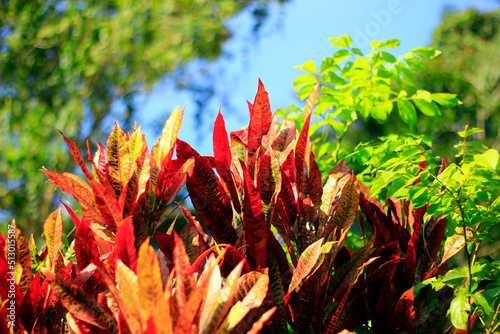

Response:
(135, 0), (499, 156)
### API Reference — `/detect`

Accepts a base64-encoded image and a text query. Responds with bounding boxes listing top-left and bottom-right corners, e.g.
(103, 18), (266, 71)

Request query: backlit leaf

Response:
(42, 268), (117, 331)
(116, 260), (143, 332)
(157, 105), (185, 166)
(397, 100), (417, 127)
(107, 121), (131, 196)
(44, 207), (64, 271)
(288, 238), (323, 294)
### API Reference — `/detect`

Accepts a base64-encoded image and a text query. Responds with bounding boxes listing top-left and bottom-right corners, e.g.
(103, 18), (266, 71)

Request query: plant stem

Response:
(486, 298), (500, 334)
(457, 197), (473, 334)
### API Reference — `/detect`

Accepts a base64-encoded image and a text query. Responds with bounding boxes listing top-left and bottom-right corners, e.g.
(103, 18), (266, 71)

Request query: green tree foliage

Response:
(356, 8), (500, 161)
(415, 8), (500, 154)
(0, 0), (285, 236)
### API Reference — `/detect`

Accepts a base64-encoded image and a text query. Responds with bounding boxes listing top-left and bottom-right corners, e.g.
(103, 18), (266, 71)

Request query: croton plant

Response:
(0, 81), (466, 333)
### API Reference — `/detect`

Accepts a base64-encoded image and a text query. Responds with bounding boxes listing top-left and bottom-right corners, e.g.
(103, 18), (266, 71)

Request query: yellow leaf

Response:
(157, 105), (185, 165)
(116, 260), (142, 332)
(137, 240), (165, 328)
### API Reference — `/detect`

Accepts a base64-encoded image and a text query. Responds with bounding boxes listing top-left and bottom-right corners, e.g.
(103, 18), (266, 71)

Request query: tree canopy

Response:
(0, 0), (285, 236)
(347, 8), (499, 161)
(415, 7), (500, 156)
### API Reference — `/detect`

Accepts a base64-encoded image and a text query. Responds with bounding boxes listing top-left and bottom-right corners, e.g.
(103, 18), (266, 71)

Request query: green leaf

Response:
(320, 58), (341, 73)
(431, 93), (459, 107)
(474, 149), (499, 170)
(333, 50), (351, 63)
(294, 74), (318, 91)
(411, 46), (441, 59)
(397, 100), (417, 127)
(473, 292), (493, 315)
(450, 292), (470, 330)
(326, 72), (346, 86)
(413, 99), (441, 118)
(370, 40), (381, 49)
(458, 127), (483, 138)
(381, 51), (397, 63)
(379, 39), (401, 49)
(330, 35), (353, 47)
(369, 101), (393, 121)
(351, 48), (363, 56)
(414, 90), (432, 102)
(402, 54), (425, 71)
(294, 60), (317, 74)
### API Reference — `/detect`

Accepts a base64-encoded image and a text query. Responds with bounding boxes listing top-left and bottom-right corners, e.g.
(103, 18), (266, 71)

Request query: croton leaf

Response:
(288, 238), (324, 294)
(115, 217), (138, 272)
(58, 130), (94, 182)
(137, 240), (168, 332)
(392, 287), (416, 333)
(199, 261), (245, 333)
(324, 174), (359, 241)
(241, 162), (268, 270)
(173, 233), (197, 312)
(90, 179), (123, 233)
(44, 208), (64, 272)
(247, 79), (273, 178)
(303, 82), (320, 121)
(294, 112), (312, 201)
(42, 170), (101, 222)
(107, 121), (131, 197)
(11, 221), (32, 296)
(156, 105), (185, 167)
(115, 260), (143, 333)
(42, 268), (117, 332)
(246, 307), (277, 334)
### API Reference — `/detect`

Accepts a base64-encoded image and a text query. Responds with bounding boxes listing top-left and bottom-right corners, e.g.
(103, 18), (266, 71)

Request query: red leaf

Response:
(58, 130), (94, 182)
(155, 230), (175, 262)
(115, 217), (138, 272)
(403, 207), (426, 289)
(19, 272), (47, 331)
(294, 112), (312, 202)
(241, 162), (268, 270)
(90, 179), (123, 233)
(42, 170), (101, 222)
(182, 140), (237, 245)
(219, 245), (252, 278)
(419, 218), (447, 280)
(393, 287), (415, 333)
(247, 79), (273, 178)
(213, 111), (241, 212)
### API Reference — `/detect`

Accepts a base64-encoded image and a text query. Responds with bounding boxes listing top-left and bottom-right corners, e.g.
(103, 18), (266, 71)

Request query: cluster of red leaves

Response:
(0, 81), (465, 334)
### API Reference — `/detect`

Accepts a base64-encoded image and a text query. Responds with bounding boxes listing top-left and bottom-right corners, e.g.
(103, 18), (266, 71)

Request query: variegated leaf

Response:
(107, 121), (131, 197)
(157, 106), (185, 167)
(44, 208), (64, 272)
(42, 268), (117, 332)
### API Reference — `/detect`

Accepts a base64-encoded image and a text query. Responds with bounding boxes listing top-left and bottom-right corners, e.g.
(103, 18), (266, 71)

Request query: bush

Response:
(1, 37), (499, 333)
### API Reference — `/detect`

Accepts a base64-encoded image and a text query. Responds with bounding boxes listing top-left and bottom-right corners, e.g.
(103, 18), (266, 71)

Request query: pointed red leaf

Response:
(180, 139), (237, 245)
(241, 162), (268, 270)
(90, 179), (123, 233)
(247, 79), (273, 178)
(115, 217), (138, 272)
(393, 287), (415, 333)
(214, 111), (241, 212)
(42, 170), (101, 222)
(58, 130), (94, 181)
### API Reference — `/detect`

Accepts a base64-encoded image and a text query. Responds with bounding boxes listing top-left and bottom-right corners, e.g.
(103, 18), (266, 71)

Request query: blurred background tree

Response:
(353, 7), (500, 161)
(415, 7), (500, 157)
(0, 0), (286, 237)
